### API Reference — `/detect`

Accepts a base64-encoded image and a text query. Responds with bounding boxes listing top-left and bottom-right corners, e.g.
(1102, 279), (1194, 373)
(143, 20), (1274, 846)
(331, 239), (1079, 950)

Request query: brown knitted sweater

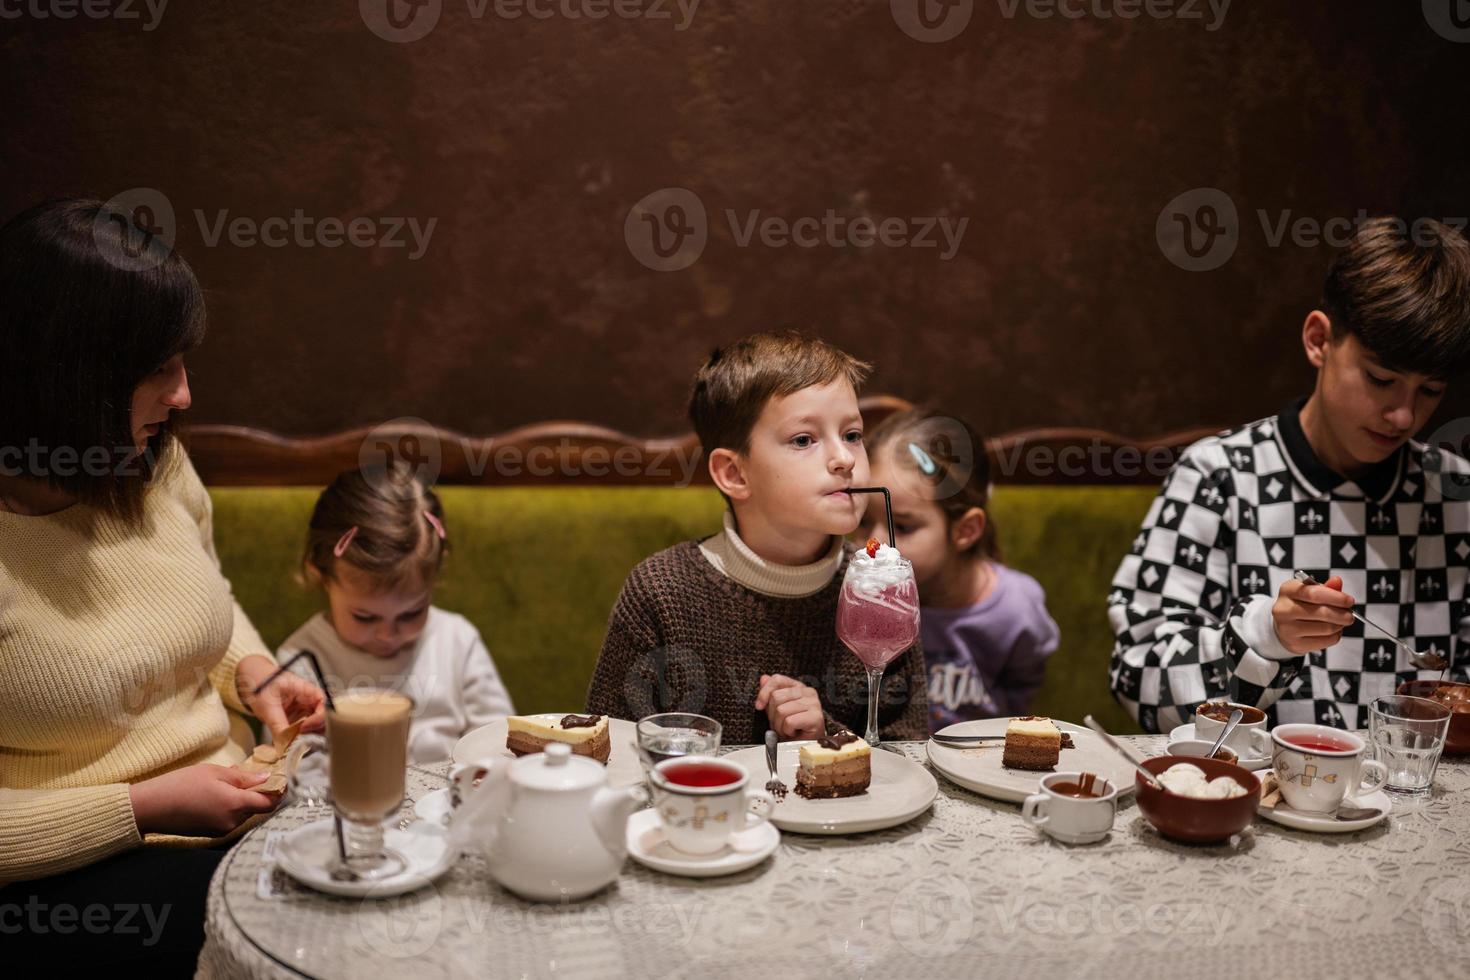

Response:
(587, 540), (928, 744)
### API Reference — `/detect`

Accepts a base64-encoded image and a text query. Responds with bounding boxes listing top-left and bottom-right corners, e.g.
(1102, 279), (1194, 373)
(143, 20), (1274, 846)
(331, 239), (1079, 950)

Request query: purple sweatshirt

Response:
(921, 564), (1060, 732)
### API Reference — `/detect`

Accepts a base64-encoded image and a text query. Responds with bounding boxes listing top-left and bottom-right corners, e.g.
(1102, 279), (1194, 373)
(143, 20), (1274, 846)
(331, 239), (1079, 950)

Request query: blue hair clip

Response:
(907, 441), (938, 475)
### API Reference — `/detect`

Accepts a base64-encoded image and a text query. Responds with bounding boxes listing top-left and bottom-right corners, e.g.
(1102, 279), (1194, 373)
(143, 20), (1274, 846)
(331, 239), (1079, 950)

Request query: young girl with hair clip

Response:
(278, 464), (513, 763)
(862, 409), (1059, 731)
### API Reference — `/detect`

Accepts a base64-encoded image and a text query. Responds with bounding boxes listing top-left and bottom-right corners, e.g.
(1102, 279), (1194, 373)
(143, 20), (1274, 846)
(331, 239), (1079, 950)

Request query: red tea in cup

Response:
(1281, 734), (1356, 753)
(661, 761), (742, 788)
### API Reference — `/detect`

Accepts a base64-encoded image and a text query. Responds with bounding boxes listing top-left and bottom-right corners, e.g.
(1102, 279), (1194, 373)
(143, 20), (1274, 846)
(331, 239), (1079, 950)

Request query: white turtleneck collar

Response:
(698, 510), (845, 598)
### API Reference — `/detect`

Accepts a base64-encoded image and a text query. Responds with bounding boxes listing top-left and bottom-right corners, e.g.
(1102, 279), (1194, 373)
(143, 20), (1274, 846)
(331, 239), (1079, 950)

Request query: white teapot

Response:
(448, 742), (646, 901)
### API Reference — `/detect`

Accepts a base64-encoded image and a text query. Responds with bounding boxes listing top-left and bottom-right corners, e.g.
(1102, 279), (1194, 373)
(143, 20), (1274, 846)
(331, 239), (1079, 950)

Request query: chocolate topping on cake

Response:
(560, 713), (602, 729)
(817, 730), (861, 750)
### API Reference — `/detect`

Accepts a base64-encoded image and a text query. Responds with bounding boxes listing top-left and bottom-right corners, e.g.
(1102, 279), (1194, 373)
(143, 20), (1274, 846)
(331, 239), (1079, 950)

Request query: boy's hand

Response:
(1271, 574), (1355, 655)
(755, 673), (825, 740)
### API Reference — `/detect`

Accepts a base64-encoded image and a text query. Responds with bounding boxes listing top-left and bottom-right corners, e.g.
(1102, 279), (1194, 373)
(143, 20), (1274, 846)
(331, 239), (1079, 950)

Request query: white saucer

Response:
(276, 818), (455, 897)
(1256, 789), (1392, 834)
(624, 808), (779, 877)
(413, 788), (452, 826)
(1168, 723), (1271, 771)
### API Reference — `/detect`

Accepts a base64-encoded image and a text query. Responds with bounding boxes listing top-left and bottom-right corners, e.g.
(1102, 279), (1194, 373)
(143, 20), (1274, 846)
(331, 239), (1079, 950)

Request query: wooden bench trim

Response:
(180, 397), (1221, 487)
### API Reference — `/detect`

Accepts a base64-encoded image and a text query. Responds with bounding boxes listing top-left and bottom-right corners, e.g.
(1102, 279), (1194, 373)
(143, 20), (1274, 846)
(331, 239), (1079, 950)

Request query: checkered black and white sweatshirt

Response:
(1108, 399), (1470, 734)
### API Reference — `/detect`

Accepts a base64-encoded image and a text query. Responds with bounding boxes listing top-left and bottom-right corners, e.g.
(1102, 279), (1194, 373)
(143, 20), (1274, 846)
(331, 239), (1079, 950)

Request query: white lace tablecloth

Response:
(198, 738), (1470, 980)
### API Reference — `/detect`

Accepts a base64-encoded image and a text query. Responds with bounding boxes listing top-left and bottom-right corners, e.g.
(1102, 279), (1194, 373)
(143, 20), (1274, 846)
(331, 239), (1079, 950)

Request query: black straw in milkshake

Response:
(253, 649), (337, 712)
(848, 487), (895, 549)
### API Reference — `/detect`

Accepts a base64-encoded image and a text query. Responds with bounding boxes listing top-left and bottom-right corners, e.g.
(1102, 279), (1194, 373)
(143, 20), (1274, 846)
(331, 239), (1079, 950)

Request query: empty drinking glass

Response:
(636, 713), (722, 772)
(1368, 695), (1452, 798)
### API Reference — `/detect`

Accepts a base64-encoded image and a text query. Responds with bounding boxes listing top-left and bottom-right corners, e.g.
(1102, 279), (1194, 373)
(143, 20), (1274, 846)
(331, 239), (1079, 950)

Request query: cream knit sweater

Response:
(0, 446), (269, 883)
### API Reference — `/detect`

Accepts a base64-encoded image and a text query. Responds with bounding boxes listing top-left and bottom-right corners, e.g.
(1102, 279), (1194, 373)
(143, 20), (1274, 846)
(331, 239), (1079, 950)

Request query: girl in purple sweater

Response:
(861, 409), (1059, 731)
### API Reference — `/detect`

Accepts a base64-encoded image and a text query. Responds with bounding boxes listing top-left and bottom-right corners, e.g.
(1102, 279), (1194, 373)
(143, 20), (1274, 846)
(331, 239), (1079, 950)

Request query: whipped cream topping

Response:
(847, 541), (912, 593)
(853, 541), (902, 564)
(1157, 762), (1248, 800)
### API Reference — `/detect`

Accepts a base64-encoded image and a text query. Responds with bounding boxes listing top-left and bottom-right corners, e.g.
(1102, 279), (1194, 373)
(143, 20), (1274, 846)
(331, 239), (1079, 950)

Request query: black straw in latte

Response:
(253, 649), (336, 711)
(848, 487), (895, 548)
(251, 649), (349, 866)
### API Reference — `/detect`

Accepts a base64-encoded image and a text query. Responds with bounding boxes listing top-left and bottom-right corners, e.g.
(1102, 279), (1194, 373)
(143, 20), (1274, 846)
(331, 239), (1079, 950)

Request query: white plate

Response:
(452, 715), (644, 788)
(722, 741), (937, 835)
(413, 787), (451, 826)
(276, 818), (454, 898)
(624, 808), (779, 877)
(1256, 789), (1392, 834)
(926, 718), (1140, 803)
(1168, 723), (1272, 771)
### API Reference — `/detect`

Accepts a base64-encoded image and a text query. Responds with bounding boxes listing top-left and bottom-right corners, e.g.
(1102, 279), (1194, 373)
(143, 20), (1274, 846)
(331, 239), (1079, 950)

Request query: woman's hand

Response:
(755, 673), (826, 740)
(128, 764), (277, 837)
(235, 654), (327, 738)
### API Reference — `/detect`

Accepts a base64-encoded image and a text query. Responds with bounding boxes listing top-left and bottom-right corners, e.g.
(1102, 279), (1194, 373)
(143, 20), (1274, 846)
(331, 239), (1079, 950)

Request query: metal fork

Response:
(1294, 570), (1448, 671)
(764, 730), (788, 801)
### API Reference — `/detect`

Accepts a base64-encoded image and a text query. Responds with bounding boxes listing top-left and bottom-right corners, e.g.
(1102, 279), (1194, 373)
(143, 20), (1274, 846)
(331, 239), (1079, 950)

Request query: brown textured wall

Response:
(3, 1), (1467, 441)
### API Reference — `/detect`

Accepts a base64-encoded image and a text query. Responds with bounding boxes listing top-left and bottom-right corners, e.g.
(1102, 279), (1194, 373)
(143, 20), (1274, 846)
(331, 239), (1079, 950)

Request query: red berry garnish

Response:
(865, 537), (880, 558)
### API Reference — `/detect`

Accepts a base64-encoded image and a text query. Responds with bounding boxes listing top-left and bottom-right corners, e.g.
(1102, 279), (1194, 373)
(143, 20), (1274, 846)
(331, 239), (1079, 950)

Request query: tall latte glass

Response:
(328, 689), (414, 879)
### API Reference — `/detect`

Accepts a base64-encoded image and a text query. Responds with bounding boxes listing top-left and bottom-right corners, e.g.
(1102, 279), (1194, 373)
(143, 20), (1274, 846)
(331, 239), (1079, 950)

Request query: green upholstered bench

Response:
(209, 485), (1156, 735)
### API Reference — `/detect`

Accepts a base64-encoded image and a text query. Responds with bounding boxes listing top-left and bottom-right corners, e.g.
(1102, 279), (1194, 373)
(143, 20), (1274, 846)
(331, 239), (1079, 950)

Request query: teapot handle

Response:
(446, 757), (509, 857)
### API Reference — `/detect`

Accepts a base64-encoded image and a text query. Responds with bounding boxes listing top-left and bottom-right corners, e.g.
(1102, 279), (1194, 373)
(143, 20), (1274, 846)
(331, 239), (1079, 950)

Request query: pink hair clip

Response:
(333, 525), (360, 558)
(423, 511), (447, 541)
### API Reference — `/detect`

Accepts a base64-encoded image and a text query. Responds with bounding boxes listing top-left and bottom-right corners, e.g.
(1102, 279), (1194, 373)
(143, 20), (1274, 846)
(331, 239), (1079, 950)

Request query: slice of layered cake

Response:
(506, 713), (611, 764)
(794, 730), (872, 799)
(1002, 716), (1062, 771)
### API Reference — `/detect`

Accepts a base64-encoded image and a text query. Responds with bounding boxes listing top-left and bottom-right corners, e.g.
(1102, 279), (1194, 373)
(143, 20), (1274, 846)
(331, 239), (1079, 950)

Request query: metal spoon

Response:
(1082, 715), (1164, 791)
(1293, 571), (1449, 671)
(1207, 709), (1243, 759)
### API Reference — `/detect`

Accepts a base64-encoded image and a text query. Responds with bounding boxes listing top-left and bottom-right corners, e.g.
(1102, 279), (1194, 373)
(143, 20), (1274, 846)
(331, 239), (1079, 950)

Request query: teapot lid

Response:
(512, 741), (604, 791)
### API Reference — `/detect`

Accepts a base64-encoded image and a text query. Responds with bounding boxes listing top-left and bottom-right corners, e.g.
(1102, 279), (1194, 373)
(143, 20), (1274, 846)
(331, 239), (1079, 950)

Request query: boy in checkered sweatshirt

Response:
(1109, 217), (1470, 734)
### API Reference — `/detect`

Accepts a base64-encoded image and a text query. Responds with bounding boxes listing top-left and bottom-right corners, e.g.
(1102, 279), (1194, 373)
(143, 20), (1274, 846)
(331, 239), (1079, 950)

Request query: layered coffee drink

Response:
(328, 689), (413, 820)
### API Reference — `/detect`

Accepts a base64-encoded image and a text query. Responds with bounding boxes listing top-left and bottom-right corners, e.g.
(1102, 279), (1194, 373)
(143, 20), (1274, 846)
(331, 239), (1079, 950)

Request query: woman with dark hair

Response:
(0, 199), (327, 970)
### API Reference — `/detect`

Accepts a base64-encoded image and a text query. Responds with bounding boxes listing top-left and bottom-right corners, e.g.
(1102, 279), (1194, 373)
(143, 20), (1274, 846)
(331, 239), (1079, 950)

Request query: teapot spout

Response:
(589, 784), (649, 858)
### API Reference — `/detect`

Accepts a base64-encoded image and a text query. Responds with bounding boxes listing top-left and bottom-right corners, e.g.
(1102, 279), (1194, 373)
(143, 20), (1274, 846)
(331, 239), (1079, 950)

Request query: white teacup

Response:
(1271, 724), (1388, 814)
(1020, 772), (1118, 845)
(1194, 701), (1271, 761)
(649, 756), (775, 856)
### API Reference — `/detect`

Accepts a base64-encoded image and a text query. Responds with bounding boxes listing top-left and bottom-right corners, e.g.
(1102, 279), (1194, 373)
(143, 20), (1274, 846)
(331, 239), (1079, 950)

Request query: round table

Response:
(199, 738), (1470, 979)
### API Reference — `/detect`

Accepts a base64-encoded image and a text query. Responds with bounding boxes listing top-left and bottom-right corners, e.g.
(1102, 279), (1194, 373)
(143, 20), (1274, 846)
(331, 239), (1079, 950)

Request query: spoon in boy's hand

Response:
(1293, 571), (1449, 671)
